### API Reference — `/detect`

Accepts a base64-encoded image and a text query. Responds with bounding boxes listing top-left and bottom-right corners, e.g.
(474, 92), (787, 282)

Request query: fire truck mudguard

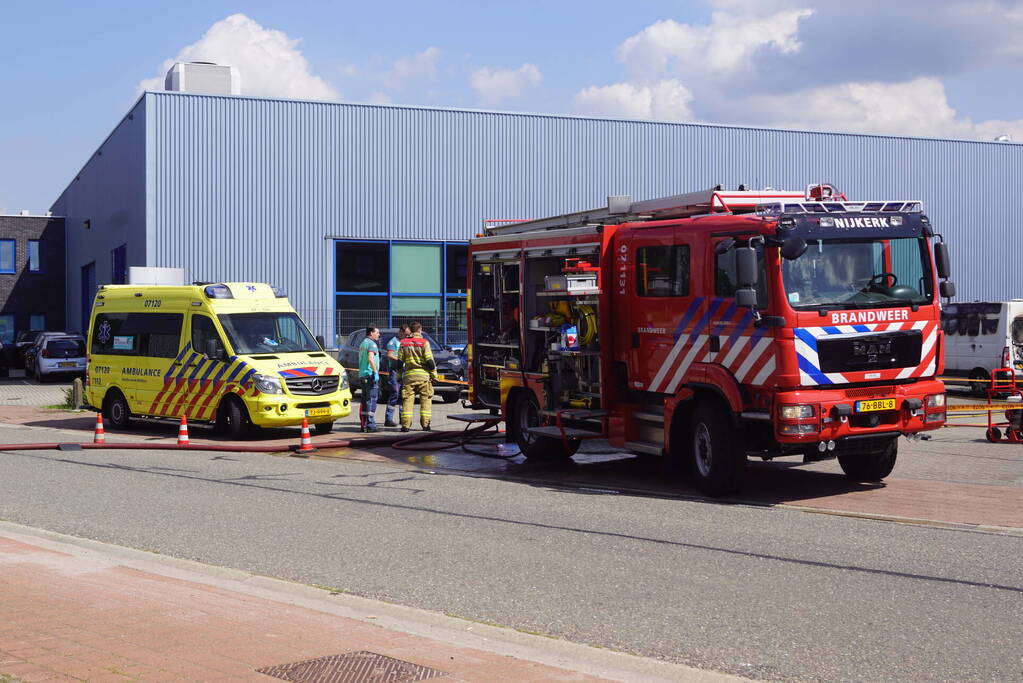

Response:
(467, 185), (952, 495)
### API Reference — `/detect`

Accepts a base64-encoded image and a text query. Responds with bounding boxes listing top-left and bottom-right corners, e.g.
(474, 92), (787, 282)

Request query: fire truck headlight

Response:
(889, 216), (904, 226)
(779, 423), (819, 435)
(925, 394), (945, 408)
(819, 217), (835, 228)
(780, 404), (815, 419)
(253, 373), (284, 395)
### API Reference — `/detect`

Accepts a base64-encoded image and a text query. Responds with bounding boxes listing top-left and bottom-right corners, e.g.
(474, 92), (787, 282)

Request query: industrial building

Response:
(48, 64), (1023, 346)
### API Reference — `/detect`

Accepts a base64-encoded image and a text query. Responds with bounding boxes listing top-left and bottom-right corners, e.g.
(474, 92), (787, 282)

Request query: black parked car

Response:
(0, 340), (9, 377)
(337, 328), (465, 403)
(14, 330), (45, 369)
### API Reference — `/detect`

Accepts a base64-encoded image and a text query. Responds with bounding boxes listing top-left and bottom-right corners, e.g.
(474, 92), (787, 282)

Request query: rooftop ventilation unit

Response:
(164, 62), (240, 96)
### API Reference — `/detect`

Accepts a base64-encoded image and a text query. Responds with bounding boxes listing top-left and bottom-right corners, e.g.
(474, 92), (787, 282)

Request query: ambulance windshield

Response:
(781, 237), (933, 310)
(218, 312), (319, 354)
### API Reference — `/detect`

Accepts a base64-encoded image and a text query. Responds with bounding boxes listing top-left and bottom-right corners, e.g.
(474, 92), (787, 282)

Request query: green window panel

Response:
(392, 244), (441, 293)
(391, 296), (441, 316)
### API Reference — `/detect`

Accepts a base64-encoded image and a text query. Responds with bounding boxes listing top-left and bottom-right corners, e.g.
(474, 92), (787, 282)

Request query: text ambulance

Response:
(85, 282), (351, 437)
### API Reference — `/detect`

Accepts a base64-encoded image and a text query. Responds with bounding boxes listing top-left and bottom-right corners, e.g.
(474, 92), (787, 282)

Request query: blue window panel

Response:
(0, 240), (14, 273)
(28, 240), (42, 272)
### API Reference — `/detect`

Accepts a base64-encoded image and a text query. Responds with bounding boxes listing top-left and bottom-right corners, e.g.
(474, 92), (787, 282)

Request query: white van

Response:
(941, 301), (1023, 394)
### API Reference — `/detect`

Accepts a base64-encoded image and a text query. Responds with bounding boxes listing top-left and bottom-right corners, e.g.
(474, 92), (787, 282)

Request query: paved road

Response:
(0, 420), (1019, 682)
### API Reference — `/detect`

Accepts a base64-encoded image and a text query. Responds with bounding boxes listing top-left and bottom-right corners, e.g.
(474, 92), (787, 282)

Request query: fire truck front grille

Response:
(816, 330), (922, 373)
(286, 376), (340, 395)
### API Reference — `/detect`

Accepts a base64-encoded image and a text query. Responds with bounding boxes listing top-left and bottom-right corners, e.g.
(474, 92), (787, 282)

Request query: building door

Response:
(80, 262), (96, 333)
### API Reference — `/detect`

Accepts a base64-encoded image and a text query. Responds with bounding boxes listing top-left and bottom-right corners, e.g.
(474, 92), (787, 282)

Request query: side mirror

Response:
(315, 334), (325, 350)
(736, 288), (758, 308)
(205, 338), (223, 361)
(714, 237), (735, 255)
(939, 281), (956, 299)
(736, 246), (758, 287)
(934, 241), (951, 280)
(780, 236), (808, 260)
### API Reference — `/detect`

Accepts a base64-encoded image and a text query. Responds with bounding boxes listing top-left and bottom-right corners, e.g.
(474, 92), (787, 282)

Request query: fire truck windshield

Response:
(781, 237), (933, 310)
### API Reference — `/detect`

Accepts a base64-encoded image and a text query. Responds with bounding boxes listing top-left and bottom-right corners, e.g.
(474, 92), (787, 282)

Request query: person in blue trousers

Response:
(358, 325), (381, 432)
(383, 324), (410, 427)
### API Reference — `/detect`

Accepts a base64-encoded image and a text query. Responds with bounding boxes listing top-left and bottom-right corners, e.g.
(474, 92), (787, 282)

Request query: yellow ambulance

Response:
(85, 282), (351, 437)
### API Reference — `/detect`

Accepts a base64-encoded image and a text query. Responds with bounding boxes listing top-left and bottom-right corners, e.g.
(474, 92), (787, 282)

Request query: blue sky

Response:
(3, 0), (1023, 214)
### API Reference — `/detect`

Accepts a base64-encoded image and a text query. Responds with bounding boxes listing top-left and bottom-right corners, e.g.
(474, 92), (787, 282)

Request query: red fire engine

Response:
(466, 185), (955, 495)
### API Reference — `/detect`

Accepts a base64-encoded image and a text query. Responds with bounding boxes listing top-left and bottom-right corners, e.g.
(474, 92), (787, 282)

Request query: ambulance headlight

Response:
(339, 373), (349, 390)
(253, 373), (284, 395)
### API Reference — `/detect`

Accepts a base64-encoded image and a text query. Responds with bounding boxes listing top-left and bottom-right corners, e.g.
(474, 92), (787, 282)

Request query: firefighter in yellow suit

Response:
(397, 321), (439, 431)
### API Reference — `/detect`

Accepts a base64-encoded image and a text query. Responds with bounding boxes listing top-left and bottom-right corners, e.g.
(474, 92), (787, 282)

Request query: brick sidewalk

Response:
(0, 526), (723, 683)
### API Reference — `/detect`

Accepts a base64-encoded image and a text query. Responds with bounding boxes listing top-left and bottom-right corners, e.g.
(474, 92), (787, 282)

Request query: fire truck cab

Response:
(467, 186), (954, 495)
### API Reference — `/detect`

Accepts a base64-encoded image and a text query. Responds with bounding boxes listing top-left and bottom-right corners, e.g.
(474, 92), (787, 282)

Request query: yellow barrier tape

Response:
(946, 403), (1023, 412)
(340, 367), (469, 386)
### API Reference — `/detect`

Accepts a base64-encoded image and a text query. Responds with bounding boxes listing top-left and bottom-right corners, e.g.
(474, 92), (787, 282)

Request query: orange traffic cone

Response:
(292, 418), (316, 456)
(93, 413), (106, 444)
(177, 415), (190, 447)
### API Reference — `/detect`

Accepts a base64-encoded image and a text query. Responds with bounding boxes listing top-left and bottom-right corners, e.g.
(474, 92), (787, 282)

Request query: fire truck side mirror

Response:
(934, 240), (952, 279)
(735, 246), (758, 287)
(714, 237), (735, 255)
(939, 280), (956, 299)
(780, 236), (807, 260)
(736, 288), (758, 308)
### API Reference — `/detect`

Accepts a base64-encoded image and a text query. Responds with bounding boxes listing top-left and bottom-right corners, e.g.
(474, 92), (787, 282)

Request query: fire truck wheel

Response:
(837, 438), (898, 482)
(690, 402), (745, 496)
(510, 393), (579, 460)
(103, 389), (132, 430)
(216, 396), (252, 439)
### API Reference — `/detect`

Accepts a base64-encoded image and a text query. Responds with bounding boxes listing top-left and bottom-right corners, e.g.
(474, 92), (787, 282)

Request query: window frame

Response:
(27, 240), (43, 273)
(0, 239), (15, 274)
(636, 244), (691, 297)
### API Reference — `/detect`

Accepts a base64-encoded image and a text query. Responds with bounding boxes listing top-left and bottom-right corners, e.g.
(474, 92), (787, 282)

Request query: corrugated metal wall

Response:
(57, 91), (1023, 331)
(51, 98), (148, 331)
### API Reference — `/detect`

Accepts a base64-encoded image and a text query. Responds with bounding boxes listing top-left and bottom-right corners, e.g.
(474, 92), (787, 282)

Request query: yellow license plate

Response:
(855, 398), (896, 413)
(305, 407), (331, 417)
(59, 362), (76, 368)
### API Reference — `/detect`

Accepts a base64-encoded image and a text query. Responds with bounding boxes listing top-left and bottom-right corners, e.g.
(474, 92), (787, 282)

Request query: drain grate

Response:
(256, 651), (448, 682)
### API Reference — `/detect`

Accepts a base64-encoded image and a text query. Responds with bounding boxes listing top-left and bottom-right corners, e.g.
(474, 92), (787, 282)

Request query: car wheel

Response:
(216, 396), (251, 439)
(34, 362), (45, 383)
(441, 392), (460, 404)
(103, 390), (132, 429)
(969, 369), (988, 397)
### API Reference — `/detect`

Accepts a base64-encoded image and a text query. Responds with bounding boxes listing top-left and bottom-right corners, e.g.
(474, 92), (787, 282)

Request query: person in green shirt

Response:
(383, 324), (409, 427)
(358, 325), (381, 432)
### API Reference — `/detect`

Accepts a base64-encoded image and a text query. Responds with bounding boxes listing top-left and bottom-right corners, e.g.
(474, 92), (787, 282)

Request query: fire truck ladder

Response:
(484, 187), (808, 236)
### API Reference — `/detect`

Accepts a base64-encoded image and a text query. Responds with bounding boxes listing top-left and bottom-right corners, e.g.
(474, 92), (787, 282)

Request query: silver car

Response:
(31, 334), (87, 382)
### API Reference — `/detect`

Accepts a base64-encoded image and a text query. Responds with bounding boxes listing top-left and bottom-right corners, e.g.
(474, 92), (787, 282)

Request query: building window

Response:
(28, 240), (43, 272)
(111, 244), (127, 284)
(334, 240), (468, 346)
(0, 240), (15, 274)
(0, 315), (13, 343)
(637, 245), (690, 297)
(336, 242), (388, 293)
(30, 314), (45, 331)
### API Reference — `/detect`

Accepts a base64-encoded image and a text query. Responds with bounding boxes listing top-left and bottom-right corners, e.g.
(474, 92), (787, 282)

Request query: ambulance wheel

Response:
(103, 390), (132, 430)
(314, 421), (334, 435)
(838, 438), (898, 482)
(510, 392), (578, 461)
(690, 402), (745, 496)
(216, 396), (251, 439)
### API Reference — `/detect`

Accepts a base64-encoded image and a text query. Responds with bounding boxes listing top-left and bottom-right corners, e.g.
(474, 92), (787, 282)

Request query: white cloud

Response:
(382, 47), (442, 91)
(138, 14), (338, 101)
(572, 1), (1023, 141)
(469, 64), (542, 105)
(617, 9), (812, 79)
(745, 77), (1023, 140)
(573, 80), (694, 122)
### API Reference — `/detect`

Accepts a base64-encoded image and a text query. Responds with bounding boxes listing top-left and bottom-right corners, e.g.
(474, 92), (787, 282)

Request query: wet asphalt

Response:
(0, 417), (1020, 682)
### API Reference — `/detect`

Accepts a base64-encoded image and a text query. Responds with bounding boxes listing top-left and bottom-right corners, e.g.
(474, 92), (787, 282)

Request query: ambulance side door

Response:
(181, 313), (232, 421)
(625, 227), (700, 394)
(128, 311), (187, 417)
